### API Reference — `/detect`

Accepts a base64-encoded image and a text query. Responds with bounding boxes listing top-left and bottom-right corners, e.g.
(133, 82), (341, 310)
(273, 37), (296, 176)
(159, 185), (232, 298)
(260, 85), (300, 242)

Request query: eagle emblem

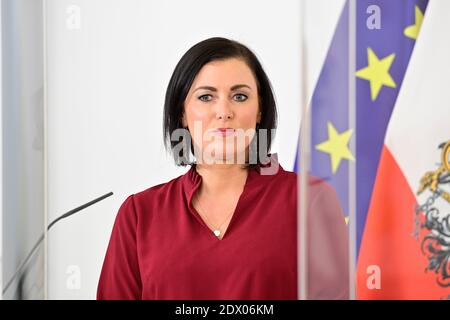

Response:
(414, 140), (450, 289)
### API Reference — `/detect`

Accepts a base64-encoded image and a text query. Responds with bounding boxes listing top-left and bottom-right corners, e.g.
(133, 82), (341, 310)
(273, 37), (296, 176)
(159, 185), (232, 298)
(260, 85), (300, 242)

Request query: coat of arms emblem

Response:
(414, 140), (450, 288)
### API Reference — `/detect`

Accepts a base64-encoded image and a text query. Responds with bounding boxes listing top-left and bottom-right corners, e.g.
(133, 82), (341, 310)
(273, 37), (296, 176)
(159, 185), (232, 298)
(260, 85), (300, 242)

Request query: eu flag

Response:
(294, 0), (428, 261)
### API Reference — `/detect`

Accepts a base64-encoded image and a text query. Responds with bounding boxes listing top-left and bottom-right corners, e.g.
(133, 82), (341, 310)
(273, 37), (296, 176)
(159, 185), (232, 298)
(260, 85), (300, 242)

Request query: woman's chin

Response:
(201, 152), (247, 165)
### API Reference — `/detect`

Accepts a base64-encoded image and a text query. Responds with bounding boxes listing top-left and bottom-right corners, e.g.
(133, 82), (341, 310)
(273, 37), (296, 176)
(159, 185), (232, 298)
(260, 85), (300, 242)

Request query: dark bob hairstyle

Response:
(163, 37), (277, 167)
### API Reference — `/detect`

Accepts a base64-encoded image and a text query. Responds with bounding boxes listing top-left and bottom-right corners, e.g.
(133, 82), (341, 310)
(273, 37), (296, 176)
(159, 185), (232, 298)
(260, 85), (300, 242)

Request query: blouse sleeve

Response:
(97, 195), (142, 299)
(307, 181), (350, 299)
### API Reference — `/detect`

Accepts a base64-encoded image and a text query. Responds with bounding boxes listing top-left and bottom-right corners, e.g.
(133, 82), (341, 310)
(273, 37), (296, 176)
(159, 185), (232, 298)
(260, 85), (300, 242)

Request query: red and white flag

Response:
(357, 0), (450, 299)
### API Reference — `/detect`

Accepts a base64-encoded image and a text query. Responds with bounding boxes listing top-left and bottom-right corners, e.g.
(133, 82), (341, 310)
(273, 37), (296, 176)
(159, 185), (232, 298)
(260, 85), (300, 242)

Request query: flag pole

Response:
(298, 0), (309, 301)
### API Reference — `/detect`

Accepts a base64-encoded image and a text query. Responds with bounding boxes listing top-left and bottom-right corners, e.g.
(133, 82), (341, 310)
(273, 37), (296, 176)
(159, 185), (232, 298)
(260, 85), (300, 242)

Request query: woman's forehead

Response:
(191, 58), (257, 90)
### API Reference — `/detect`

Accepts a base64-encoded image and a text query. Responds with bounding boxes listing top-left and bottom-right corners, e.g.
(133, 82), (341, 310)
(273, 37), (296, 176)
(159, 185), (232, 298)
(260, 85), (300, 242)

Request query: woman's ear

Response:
(257, 111), (262, 124)
(181, 113), (187, 128)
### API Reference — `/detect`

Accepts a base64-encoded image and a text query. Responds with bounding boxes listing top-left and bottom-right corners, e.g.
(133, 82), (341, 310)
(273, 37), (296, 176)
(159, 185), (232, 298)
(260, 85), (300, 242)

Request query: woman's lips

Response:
(213, 128), (236, 136)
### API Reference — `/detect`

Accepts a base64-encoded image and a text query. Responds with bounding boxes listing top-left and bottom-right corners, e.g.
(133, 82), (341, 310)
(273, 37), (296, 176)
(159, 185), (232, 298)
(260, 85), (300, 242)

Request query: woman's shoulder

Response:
(276, 165), (336, 196)
(279, 166), (297, 180)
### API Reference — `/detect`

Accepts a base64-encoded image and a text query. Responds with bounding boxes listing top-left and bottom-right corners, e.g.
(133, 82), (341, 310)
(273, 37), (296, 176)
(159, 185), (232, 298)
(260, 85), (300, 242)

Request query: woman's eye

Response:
(233, 93), (248, 102)
(198, 94), (212, 102)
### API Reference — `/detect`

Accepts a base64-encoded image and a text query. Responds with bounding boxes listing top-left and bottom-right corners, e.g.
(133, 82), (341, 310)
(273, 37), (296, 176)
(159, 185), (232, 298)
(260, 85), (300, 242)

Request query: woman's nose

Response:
(215, 98), (234, 120)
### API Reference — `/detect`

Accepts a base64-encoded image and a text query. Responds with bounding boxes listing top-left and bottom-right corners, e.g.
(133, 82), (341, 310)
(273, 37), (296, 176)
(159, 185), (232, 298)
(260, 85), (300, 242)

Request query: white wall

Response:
(2, 0), (45, 299)
(46, 0), (344, 299)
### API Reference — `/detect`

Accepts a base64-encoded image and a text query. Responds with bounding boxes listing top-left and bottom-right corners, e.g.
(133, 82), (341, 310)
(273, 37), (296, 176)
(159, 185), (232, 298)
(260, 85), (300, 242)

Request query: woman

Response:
(97, 37), (349, 299)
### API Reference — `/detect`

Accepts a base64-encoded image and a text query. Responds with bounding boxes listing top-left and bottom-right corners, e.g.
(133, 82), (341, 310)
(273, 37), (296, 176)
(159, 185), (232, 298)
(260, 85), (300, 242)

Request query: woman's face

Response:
(182, 58), (261, 164)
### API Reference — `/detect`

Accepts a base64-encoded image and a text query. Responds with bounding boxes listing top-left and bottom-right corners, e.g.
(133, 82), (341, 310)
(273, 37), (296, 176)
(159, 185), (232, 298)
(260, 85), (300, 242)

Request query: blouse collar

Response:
(182, 153), (284, 200)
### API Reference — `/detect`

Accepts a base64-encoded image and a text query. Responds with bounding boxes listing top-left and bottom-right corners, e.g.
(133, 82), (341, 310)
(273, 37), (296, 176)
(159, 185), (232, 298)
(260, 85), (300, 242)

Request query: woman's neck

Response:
(195, 163), (248, 197)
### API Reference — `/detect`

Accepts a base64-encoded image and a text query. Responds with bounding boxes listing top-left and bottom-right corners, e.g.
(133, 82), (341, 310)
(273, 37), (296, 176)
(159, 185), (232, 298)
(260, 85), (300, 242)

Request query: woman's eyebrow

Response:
(193, 84), (252, 93)
(231, 84), (252, 91)
(194, 86), (217, 92)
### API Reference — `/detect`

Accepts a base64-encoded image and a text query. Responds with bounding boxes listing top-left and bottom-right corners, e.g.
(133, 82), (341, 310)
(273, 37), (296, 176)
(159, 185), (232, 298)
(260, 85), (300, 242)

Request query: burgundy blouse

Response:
(97, 155), (349, 299)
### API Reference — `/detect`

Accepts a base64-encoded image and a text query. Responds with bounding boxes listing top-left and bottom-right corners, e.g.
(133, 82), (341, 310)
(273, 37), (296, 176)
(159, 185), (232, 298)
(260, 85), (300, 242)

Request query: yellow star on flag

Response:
(404, 5), (424, 40)
(315, 122), (355, 174)
(355, 48), (396, 101)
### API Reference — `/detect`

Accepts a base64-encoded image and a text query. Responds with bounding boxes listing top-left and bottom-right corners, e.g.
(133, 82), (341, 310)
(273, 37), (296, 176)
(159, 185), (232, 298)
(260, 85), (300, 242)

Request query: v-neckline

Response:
(188, 167), (252, 242)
